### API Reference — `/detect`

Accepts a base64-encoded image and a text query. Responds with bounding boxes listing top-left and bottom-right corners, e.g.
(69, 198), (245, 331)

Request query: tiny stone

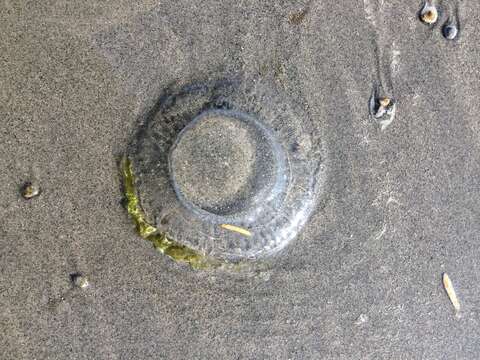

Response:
(70, 273), (89, 289)
(443, 24), (458, 40)
(21, 181), (41, 199)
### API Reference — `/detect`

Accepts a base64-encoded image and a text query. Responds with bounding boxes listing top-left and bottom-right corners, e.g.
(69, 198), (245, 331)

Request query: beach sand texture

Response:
(1, 1), (480, 359)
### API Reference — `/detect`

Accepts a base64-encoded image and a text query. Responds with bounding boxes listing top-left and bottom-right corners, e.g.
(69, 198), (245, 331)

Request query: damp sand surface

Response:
(1, 1), (480, 359)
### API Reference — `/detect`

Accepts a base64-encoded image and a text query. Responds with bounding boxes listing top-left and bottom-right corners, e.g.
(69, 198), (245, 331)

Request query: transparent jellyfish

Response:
(123, 77), (327, 266)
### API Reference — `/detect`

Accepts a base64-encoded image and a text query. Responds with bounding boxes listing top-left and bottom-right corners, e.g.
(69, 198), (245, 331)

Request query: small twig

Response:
(220, 224), (252, 237)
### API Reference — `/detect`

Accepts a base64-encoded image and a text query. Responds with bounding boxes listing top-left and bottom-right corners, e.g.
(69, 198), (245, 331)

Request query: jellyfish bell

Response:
(124, 77), (327, 266)
(169, 109), (289, 224)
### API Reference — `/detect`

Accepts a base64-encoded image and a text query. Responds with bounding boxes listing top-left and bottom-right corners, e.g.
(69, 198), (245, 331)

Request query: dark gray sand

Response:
(1, 1), (480, 359)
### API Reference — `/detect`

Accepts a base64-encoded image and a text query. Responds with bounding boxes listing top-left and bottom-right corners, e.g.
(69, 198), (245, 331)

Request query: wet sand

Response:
(1, 1), (480, 359)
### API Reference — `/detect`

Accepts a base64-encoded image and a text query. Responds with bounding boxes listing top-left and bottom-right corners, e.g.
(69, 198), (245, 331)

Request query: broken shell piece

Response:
(442, 22), (458, 40)
(21, 181), (41, 199)
(420, 2), (438, 24)
(369, 86), (394, 116)
(374, 97), (395, 119)
(385, 101), (395, 115)
(374, 106), (387, 119)
(378, 102), (396, 130)
(443, 273), (460, 312)
(369, 86), (396, 130)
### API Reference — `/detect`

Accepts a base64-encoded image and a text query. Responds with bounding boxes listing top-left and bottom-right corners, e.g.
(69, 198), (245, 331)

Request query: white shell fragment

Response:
(442, 273), (460, 312)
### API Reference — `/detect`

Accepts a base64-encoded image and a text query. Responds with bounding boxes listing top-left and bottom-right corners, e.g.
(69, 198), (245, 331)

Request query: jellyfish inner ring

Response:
(169, 109), (288, 223)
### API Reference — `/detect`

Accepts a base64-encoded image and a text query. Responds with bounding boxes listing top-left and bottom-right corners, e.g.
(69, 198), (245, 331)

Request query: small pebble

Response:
(420, 2), (438, 24)
(355, 314), (368, 325)
(442, 23), (458, 40)
(70, 273), (89, 289)
(288, 8), (308, 25)
(21, 181), (41, 199)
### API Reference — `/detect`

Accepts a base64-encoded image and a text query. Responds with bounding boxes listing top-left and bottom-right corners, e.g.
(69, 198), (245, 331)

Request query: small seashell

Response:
(21, 181), (41, 199)
(442, 22), (458, 40)
(374, 98), (395, 119)
(420, 2), (438, 24)
(369, 85), (395, 126)
(379, 97), (391, 108)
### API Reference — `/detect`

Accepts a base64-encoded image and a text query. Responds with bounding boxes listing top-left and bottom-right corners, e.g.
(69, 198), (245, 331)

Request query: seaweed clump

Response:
(121, 157), (217, 269)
